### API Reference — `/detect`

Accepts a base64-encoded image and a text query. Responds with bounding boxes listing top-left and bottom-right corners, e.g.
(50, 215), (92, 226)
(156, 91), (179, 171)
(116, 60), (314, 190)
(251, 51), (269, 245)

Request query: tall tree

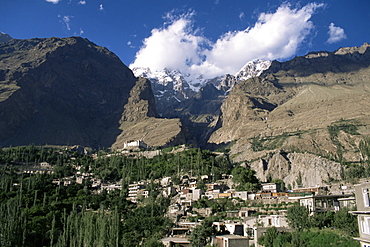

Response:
(286, 205), (310, 231)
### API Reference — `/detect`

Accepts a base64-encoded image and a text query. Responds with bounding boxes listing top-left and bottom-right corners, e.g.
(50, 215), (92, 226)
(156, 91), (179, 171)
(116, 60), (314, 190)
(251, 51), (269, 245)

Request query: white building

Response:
(262, 183), (281, 192)
(351, 182), (370, 247)
(123, 140), (147, 150)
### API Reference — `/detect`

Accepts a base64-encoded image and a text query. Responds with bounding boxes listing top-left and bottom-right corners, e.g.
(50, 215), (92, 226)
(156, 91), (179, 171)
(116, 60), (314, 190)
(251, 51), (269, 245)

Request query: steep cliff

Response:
(112, 77), (190, 148)
(249, 151), (342, 188)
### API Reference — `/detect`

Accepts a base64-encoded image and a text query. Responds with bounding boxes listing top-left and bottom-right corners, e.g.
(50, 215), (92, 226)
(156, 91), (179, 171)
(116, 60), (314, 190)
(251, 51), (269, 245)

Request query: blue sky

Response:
(1, 0), (369, 78)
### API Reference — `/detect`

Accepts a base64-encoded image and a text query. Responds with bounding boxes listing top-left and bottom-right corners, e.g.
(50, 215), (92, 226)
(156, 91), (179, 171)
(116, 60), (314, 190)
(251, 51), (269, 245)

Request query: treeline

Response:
(0, 145), (234, 182)
(0, 169), (171, 246)
(92, 148), (231, 183)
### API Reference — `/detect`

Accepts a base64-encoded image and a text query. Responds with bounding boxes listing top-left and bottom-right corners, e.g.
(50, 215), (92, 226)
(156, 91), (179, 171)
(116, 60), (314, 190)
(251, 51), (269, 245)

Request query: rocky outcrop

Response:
(113, 77), (190, 148)
(249, 151), (342, 188)
(0, 33), (12, 43)
(120, 77), (158, 122)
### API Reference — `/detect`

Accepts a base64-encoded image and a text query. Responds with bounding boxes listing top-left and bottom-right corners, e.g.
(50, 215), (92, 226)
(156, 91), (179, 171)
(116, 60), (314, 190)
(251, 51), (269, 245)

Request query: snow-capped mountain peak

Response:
(235, 59), (272, 81)
(131, 59), (271, 111)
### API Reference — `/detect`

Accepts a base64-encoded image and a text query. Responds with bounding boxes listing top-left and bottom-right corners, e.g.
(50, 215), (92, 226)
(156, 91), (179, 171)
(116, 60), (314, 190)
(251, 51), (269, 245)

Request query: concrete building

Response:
(123, 140), (147, 150)
(351, 182), (370, 247)
(244, 214), (291, 247)
(213, 222), (244, 236)
(298, 194), (355, 213)
(262, 183), (281, 193)
(160, 237), (190, 247)
(212, 234), (249, 247)
(128, 182), (147, 202)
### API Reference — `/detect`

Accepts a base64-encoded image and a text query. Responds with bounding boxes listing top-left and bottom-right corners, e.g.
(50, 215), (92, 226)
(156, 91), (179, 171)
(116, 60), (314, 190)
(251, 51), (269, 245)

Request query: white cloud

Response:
(130, 12), (207, 72)
(130, 3), (324, 79)
(58, 15), (73, 31)
(99, 4), (104, 11)
(127, 41), (135, 48)
(46, 0), (61, 4)
(327, 23), (346, 44)
(239, 12), (245, 20)
(78, 0), (86, 5)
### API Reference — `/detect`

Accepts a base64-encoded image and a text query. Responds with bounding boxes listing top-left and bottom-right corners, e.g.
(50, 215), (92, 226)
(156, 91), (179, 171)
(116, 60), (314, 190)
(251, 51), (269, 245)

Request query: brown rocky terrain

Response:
(208, 43), (370, 186)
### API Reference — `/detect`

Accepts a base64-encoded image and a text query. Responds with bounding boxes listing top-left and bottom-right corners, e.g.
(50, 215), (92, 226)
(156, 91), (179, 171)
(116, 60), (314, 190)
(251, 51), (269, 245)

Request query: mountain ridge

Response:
(1, 36), (370, 188)
(0, 37), (137, 148)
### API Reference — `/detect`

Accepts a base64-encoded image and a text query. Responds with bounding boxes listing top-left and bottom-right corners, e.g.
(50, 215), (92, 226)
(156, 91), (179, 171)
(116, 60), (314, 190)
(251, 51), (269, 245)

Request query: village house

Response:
(100, 183), (122, 193)
(242, 213), (291, 247)
(39, 161), (51, 168)
(231, 191), (249, 201)
(211, 234), (249, 247)
(261, 183), (281, 193)
(238, 208), (258, 218)
(160, 237), (191, 247)
(297, 193), (355, 214)
(128, 182), (148, 202)
(213, 221), (245, 236)
(205, 189), (221, 200)
(123, 140), (147, 150)
(351, 182), (370, 247)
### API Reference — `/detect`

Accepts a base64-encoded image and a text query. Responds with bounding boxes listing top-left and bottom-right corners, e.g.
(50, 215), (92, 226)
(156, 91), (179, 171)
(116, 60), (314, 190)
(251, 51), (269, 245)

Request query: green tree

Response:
(231, 166), (259, 191)
(258, 227), (279, 247)
(189, 217), (217, 247)
(271, 178), (285, 191)
(310, 211), (333, 229)
(300, 229), (359, 247)
(333, 208), (358, 236)
(286, 205), (310, 231)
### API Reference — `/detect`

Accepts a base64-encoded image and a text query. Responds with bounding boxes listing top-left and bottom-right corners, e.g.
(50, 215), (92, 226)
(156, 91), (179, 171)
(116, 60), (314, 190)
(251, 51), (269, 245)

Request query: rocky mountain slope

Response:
(112, 77), (190, 148)
(0, 32), (12, 43)
(0, 37), (137, 148)
(208, 43), (370, 187)
(0, 37), (189, 148)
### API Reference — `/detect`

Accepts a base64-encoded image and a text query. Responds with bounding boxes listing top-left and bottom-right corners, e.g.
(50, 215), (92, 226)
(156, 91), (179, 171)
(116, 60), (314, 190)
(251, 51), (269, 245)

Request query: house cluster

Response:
(23, 161), (54, 174)
(23, 156), (365, 247)
(154, 177), (357, 247)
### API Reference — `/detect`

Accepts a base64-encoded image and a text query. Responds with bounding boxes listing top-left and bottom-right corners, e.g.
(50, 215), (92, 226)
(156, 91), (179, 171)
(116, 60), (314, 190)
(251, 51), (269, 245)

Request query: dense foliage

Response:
(0, 170), (171, 246)
(258, 228), (359, 247)
(258, 205), (359, 247)
(93, 148), (231, 183)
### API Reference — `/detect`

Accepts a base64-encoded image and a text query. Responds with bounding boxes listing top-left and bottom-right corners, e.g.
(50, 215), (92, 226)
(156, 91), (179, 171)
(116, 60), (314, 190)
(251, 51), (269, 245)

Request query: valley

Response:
(0, 35), (369, 246)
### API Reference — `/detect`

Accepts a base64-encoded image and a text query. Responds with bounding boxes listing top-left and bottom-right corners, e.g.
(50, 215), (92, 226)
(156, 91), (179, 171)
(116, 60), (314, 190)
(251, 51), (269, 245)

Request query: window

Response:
(360, 216), (370, 235)
(363, 189), (370, 207)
